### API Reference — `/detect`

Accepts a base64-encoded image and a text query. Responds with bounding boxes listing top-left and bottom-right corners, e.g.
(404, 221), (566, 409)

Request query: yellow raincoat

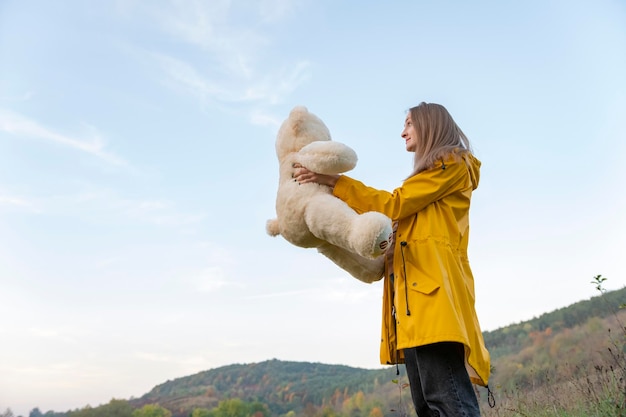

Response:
(332, 152), (490, 386)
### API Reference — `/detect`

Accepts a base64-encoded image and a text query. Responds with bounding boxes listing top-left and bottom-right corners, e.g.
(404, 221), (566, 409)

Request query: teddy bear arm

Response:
(298, 141), (357, 174)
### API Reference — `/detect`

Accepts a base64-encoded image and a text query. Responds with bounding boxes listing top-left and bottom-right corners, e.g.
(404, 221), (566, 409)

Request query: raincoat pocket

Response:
(402, 239), (449, 295)
(400, 240), (441, 295)
(407, 274), (440, 295)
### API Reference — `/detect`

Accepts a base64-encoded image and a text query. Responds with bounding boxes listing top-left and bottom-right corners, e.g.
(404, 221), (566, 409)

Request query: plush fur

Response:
(266, 106), (392, 283)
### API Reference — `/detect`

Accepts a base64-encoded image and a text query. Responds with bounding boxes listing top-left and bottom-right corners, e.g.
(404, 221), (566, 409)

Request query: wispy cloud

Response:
(0, 109), (126, 165)
(147, 0), (267, 78)
(257, 0), (297, 23)
(0, 90), (36, 102)
(180, 242), (247, 293)
(151, 53), (236, 102)
(245, 278), (379, 303)
(66, 188), (206, 228)
(134, 351), (215, 369)
(0, 193), (40, 212)
(241, 61), (312, 104)
(152, 53), (310, 108)
(243, 289), (314, 300)
(109, 196), (205, 227)
(250, 110), (283, 128)
(0, 185), (205, 230)
(28, 327), (78, 344)
(124, 1), (311, 116)
(190, 266), (234, 292)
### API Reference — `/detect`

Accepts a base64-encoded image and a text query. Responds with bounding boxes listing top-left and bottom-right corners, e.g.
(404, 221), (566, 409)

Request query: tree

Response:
(1, 408), (14, 417)
(368, 407), (383, 417)
(66, 399), (132, 417)
(131, 405), (171, 417)
(99, 399), (133, 417)
(190, 409), (211, 417)
(247, 402), (269, 417)
(211, 399), (248, 417)
(29, 408), (43, 417)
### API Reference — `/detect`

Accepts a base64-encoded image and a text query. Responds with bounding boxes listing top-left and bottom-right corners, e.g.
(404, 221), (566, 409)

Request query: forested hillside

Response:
(15, 285), (625, 417)
(131, 360), (400, 416)
(485, 284), (626, 395)
(484, 285), (626, 358)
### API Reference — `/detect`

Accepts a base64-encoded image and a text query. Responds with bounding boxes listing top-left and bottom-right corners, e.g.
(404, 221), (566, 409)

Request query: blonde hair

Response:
(407, 102), (472, 177)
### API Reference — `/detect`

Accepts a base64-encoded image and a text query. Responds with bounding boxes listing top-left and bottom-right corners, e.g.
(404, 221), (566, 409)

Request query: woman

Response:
(295, 102), (491, 416)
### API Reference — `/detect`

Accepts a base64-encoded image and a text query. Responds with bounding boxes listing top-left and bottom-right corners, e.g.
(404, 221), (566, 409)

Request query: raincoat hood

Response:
(464, 153), (481, 191)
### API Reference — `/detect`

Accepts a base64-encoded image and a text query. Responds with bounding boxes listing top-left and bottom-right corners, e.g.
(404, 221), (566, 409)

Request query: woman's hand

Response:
(293, 163), (340, 188)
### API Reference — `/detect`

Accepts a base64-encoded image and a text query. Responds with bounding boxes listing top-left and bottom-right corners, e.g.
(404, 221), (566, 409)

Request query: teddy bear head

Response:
(275, 106), (331, 160)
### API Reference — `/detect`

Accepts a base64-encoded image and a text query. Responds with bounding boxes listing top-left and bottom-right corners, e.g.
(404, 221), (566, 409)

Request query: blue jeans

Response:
(404, 342), (481, 417)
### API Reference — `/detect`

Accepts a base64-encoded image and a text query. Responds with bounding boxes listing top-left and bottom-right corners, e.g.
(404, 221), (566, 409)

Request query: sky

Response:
(1, 0), (625, 415)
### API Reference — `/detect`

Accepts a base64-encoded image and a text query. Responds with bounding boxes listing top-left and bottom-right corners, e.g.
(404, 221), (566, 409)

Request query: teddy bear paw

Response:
(350, 212), (393, 259)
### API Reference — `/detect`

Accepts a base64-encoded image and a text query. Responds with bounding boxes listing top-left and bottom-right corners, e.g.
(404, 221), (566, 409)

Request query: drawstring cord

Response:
(487, 385), (496, 407)
(393, 303), (400, 375)
(389, 273), (400, 376)
(400, 241), (411, 316)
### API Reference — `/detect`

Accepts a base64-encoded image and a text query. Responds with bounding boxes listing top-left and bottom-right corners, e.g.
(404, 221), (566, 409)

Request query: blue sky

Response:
(1, 0), (625, 415)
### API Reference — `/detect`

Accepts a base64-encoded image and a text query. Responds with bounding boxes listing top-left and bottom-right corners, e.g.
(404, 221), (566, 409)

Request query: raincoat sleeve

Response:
(333, 159), (469, 220)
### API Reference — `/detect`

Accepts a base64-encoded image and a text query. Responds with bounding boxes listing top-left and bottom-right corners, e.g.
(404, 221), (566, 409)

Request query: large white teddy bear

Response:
(266, 106), (392, 283)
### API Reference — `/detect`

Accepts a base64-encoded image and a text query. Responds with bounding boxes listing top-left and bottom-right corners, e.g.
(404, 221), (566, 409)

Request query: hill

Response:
(131, 285), (626, 416)
(483, 284), (626, 359)
(21, 285), (626, 417)
(130, 360), (399, 416)
(485, 285), (626, 395)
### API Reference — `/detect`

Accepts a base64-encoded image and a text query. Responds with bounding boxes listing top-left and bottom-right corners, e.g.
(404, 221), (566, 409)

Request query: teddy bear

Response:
(266, 106), (392, 283)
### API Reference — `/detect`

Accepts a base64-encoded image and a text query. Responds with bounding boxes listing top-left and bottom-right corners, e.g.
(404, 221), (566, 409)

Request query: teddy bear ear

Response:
(290, 105), (308, 116)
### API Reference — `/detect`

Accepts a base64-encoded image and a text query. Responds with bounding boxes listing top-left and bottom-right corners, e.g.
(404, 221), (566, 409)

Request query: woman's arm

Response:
(293, 164), (340, 188)
(334, 161), (469, 219)
(294, 160), (470, 220)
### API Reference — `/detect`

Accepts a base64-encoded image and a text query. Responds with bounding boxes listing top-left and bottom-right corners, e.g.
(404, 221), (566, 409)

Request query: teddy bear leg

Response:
(304, 194), (392, 259)
(305, 195), (370, 255)
(348, 211), (393, 259)
(317, 243), (385, 283)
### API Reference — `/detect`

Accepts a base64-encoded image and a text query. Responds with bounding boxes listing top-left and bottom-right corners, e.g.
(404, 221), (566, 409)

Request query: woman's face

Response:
(401, 113), (418, 152)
